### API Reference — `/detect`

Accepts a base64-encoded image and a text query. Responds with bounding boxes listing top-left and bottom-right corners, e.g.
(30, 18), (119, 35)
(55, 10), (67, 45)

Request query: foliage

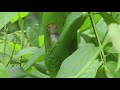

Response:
(0, 12), (120, 78)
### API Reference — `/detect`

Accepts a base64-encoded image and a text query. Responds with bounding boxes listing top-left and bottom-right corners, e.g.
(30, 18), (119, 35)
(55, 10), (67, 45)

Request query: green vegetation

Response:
(0, 12), (120, 78)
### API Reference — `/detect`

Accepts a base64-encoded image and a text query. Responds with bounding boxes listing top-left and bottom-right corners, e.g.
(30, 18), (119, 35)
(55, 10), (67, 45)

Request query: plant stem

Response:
(3, 26), (8, 54)
(2, 26), (8, 64)
(88, 12), (106, 65)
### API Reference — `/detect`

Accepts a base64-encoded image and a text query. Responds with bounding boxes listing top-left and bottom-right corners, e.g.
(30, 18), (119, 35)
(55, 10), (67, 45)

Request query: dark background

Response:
(0, 0), (120, 11)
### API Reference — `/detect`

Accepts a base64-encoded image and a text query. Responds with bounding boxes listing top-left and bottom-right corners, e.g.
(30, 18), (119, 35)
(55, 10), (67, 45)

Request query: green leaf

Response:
(105, 61), (120, 78)
(7, 33), (14, 42)
(79, 60), (102, 78)
(11, 47), (41, 63)
(34, 64), (48, 75)
(0, 42), (14, 57)
(23, 47), (45, 70)
(7, 66), (28, 78)
(106, 53), (118, 63)
(80, 13), (102, 32)
(99, 12), (118, 25)
(57, 44), (101, 78)
(116, 54), (120, 71)
(18, 18), (24, 30)
(108, 23), (120, 53)
(0, 12), (17, 30)
(79, 33), (98, 46)
(26, 66), (49, 78)
(95, 65), (107, 78)
(0, 63), (9, 78)
(38, 35), (44, 47)
(95, 18), (108, 42)
(105, 46), (118, 53)
(7, 21), (19, 33)
(15, 47), (41, 57)
(11, 12), (30, 23)
(8, 42), (21, 50)
(26, 27), (39, 46)
(0, 52), (10, 59)
(111, 12), (120, 23)
(24, 12), (43, 35)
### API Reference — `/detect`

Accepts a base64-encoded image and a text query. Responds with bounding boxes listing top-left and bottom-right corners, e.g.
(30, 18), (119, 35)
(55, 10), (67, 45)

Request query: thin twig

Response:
(88, 12), (106, 65)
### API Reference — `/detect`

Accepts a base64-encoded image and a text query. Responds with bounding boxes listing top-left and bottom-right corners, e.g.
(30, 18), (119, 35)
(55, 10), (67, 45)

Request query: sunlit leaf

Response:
(8, 42), (21, 50)
(38, 35), (44, 47)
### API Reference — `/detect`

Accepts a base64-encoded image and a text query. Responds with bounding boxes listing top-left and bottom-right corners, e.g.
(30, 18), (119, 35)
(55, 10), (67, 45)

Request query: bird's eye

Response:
(48, 23), (57, 31)
(48, 26), (51, 29)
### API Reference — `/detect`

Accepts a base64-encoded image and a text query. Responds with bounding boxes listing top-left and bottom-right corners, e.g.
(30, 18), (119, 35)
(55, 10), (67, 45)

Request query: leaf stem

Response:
(88, 12), (106, 65)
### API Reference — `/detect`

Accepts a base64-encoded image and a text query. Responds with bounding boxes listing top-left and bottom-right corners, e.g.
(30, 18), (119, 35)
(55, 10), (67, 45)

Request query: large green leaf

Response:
(57, 44), (101, 78)
(0, 12), (17, 30)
